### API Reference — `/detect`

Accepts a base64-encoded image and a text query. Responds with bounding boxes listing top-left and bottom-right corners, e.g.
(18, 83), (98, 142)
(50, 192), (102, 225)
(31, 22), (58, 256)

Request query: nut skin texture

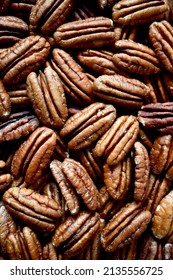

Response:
(152, 190), (173, 242)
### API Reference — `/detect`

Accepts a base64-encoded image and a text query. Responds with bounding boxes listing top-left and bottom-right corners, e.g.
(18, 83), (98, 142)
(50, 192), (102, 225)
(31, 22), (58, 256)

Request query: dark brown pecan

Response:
(152, 190), (173, 242)
(60, 102), (116, 151)
(6, 83), (30, 108)
(53, 131), (69, 161)
(0, 80), (11, 120)
(3, 187), (62, 232)
(51, 48), (93, 105)
(95, 115), (139, 165)
(11, 126), (56, 185)
(0, 35), (50, 85)
(76, 49), (122, 76)
(101, 201), (152, 252)
(9, 0), (36, 21)
(133, 141), (150, 202)
(146, 173), (171, 214)
(138, 233), (161, 260)
(93, 73), (150, 109)
(104, 156), (132, 200)
(26, 64), (68, 128)
(0, 16), (28, 47)
(50, 159), (81, 215)
(113, 40), (161, 75)
(69, 2), (96, 21)
(0, 0), (11, 14)
(149, 20), (173, 74)
(163, 72), (173, 100)
(0, 111), (39, 143)
(138, 102), (173, 133)
(0, 201), (17, 256)
(112, 240), (138, 260)
(29, 0), (77, 35)
(52, 210), (100, 258)
(53, 17), (115, 49)
(112, 0), (168, 25)
(114, 24), (139, 41)
(138, 127), (153, 151)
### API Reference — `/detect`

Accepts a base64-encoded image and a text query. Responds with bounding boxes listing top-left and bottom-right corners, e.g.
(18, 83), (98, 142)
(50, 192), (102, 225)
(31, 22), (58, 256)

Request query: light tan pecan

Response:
(93, 73), (150, 109)
(50, 159), (81, 215)
(113, 40), (161, 75)
(53, 17), (115, 49)
(60, 102), (117, 151)
(10, 126), (56, 185)
(52, 210), (100, 258)
(0, 35), (50, 85)
(133, 141), (150, 202)
(0, 80), (11, 120)
(29, 0), (76, 35)
(51, 48), (93, 105)
(152, 190), (173, 242)
(149, 20), (173, 74)
(104, 156), (132, 200)
(95, 115), (139, 165)
(138, 102), (173, 134)
(101, 201), (152, 252)
(112, 0), (168, 25)
(26, 64), (68, 128)
(3, 187), (61, 232)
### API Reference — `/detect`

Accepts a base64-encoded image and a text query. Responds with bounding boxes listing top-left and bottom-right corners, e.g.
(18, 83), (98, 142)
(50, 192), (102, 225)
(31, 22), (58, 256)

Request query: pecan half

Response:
(3, 187), (61, 232)
(0, 111), (39, 143)
(11, 126), (56, 185)
(53, 17), (115, 49)
(133, 141), (150, 201)
(104, 156), (132, 200)
(0, 35), (50, 85)
(95, 115), (139, 165)
(138, 102), (173, 133)
(101, 201), (152, 252)
(52, 210), (100, 258)
(0, 160), (12, 192)
(149, 20), (173, 74)
(112, 0), (168, 25)
(29, 0), (76, 35)
(51, 48), (93, 105)
(26, 64), (68, 128)
(60, 102), (116, 151)
(93, 73), (150, 109)
(113, 40), (161, 75)
(152, 190), (173, 242)
(0, 80), (11, 120)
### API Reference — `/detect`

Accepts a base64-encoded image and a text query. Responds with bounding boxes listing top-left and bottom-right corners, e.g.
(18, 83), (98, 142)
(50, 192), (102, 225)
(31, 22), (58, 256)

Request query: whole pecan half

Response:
(112, 0), (168, 25)
(52, 210), (100, 258)
(152, 190), (173, 242)
(53, 16), (115, 49)
(138, 102), (173, 133)
(26, 64), (68, 128)
(149, 20), (173, 74)
(60, 102), (117, 151)
(11, 126), (56, 185)
(101, 201), (152, 252)
(113, 40), (161, 75)
(93, 73), (150, 109)
(0, 111), (39, 143)
(3, 187), (61, 232)
(95, 115), (139, 165)
(0, 35), (50, 85)
(29, 0), (76, 35)
(51, 48), (93, 105)
(0, 80), (11, 120)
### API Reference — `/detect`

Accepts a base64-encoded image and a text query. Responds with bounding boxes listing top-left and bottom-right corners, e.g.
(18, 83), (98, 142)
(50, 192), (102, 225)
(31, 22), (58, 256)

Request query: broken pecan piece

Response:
(3, 187), (61, 232)
(53, 16), (115, 49)
(11, 126), (56, 185)
(95, 115), (139, 165)
(60, 102), (116, 151)
(101, 201), (152, 252)
(26, 64), (68, 128)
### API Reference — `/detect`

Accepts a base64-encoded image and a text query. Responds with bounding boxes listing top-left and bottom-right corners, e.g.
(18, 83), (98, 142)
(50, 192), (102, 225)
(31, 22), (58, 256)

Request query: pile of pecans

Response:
(0, 0), (173, 260)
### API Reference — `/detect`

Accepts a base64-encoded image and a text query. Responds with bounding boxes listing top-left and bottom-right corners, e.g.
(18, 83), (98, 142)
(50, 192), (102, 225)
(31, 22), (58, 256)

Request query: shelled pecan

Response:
(0, 80), (11, 120)
(9, 0), (36, 21)
(0, 160), (12, 192)
(93, 73), (150, 109)
(3, 187), (62, 232)
(26, 64), (68, 128)
(6, 83), (31, 107)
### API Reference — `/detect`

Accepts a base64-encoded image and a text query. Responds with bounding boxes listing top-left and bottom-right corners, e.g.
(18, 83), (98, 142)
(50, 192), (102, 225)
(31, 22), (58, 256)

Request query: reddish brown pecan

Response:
(53, 17), (115, 49)
(26, 64), (68, 128)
